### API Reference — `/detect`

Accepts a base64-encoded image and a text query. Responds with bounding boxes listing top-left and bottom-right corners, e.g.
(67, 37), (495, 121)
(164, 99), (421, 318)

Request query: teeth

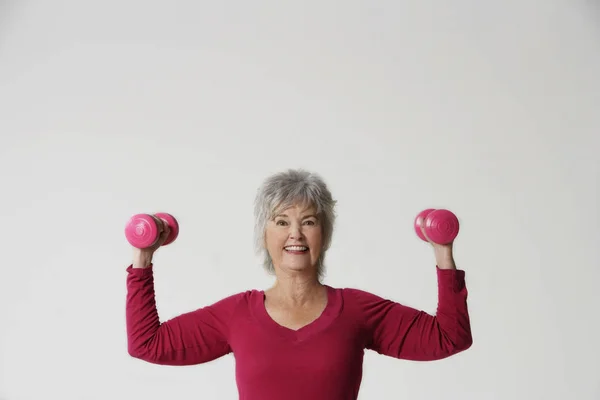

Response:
(285, 246), (308, 251)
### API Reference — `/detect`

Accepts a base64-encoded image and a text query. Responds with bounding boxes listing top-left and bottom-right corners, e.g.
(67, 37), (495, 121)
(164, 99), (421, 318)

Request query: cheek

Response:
(265, 231), (285, 251)
(307, 229), (323, 247)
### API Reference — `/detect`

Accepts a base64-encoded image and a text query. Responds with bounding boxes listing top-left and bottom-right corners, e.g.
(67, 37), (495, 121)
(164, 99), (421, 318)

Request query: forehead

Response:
(272, 201), (317, 217)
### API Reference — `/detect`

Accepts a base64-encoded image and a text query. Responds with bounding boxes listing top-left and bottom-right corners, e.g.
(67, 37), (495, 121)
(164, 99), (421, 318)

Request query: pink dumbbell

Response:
(414, 208), (459, 245)
(124, 212), (179, 249)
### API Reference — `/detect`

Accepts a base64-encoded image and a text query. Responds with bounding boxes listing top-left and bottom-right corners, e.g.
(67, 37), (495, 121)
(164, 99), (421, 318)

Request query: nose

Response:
(288, 223), (303, 239)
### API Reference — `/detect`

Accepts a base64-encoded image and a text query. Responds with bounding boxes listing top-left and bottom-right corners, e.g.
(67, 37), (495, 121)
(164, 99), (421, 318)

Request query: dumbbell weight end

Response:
(125, 212), (179, 249)
(414, 208), (459, 245)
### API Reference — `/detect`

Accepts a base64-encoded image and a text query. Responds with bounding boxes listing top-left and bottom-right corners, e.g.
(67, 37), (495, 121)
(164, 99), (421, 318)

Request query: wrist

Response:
(434, 246), (456, 269)
(132, 250), (153, 269)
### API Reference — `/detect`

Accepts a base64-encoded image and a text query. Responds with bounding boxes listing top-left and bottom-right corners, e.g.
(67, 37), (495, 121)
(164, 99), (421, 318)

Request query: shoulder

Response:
(336, 286), (388, 303)
(187, 289), (263, 327)
(331, 286), (414, 320)
(206, 289), (262, 312)
(330, 286), (395, 315)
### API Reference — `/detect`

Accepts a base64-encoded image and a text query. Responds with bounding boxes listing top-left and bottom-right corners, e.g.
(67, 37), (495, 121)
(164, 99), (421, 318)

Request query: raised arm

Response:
(126, 264), (238, 365)
(358, 266), (472, 361)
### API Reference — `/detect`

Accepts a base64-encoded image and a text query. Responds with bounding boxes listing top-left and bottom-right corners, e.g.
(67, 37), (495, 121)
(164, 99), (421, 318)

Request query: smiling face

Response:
(264, 203), (323, 275)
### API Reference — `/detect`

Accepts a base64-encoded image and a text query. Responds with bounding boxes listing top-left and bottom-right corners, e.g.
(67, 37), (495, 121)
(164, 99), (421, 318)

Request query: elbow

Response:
(432, 324), (473, 360)
(127, 343), (156, 363)
(128, 345), (145, 360)
(427, 333), (472, 361)
(449, 327), (473, 355)
(127, 346), (141, 359)
(455, 332), (473, 353)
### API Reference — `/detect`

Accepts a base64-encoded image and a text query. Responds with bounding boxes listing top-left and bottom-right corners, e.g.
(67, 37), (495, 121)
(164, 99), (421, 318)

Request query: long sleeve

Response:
(125, 264), (240, 365)
(355, 267), (472, 361)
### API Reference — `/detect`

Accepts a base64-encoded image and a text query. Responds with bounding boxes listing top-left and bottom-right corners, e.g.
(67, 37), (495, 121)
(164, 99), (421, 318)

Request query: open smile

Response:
(284, 245), (309, 253)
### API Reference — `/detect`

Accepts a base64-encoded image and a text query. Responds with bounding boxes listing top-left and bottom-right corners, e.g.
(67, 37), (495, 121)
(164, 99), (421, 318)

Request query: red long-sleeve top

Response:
(126, 265), (472, 399)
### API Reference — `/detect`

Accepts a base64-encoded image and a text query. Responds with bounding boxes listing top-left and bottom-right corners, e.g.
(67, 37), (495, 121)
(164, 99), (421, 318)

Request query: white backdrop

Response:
(1, 1), (599, 399)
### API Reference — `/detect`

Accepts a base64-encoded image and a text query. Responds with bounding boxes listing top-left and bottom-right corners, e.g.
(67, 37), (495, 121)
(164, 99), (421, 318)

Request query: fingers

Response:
(156, 218), (171, 245)
(159, 225), (171, 243)
(421, 224), (454, 250)
(146, 215), (171, 248)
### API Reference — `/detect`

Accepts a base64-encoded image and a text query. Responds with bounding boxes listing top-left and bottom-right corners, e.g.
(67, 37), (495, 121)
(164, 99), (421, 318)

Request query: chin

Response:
(286, 264), (312, 271)
(282, 262), (315, 273)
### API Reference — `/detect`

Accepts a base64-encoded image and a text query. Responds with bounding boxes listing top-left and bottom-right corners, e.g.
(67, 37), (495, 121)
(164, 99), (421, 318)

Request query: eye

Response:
(304, 220), (316, 225)
(275, 220), (287, 226)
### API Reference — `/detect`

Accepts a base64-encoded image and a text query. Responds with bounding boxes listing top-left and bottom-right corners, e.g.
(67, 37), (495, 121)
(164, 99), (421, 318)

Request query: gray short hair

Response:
(254, 169), (337, 279)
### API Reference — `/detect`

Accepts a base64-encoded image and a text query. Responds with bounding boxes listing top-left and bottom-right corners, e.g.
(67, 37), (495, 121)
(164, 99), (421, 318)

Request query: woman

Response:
(125, 169), (472, 399)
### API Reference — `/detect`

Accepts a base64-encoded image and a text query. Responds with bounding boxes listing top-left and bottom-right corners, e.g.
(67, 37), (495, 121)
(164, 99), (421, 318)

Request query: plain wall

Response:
(1, 1), (598, 399)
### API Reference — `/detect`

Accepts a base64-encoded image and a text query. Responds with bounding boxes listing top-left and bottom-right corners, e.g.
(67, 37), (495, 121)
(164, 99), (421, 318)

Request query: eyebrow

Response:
(274, 214), (318, 219)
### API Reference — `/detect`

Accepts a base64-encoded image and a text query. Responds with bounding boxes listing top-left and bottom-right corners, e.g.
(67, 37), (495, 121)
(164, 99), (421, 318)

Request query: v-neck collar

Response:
(253, 285), (343, 342)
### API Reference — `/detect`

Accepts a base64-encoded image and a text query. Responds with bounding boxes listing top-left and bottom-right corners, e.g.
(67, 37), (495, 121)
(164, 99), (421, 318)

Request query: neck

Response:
(269, 269), (323, 306)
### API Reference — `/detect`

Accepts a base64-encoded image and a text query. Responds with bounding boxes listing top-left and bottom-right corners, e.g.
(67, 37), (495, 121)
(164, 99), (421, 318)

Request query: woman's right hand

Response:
(132, 216), (171, 269)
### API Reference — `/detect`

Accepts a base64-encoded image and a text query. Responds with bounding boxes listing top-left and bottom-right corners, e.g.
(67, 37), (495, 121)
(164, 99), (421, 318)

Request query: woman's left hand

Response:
(420, 226), (456, 270)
